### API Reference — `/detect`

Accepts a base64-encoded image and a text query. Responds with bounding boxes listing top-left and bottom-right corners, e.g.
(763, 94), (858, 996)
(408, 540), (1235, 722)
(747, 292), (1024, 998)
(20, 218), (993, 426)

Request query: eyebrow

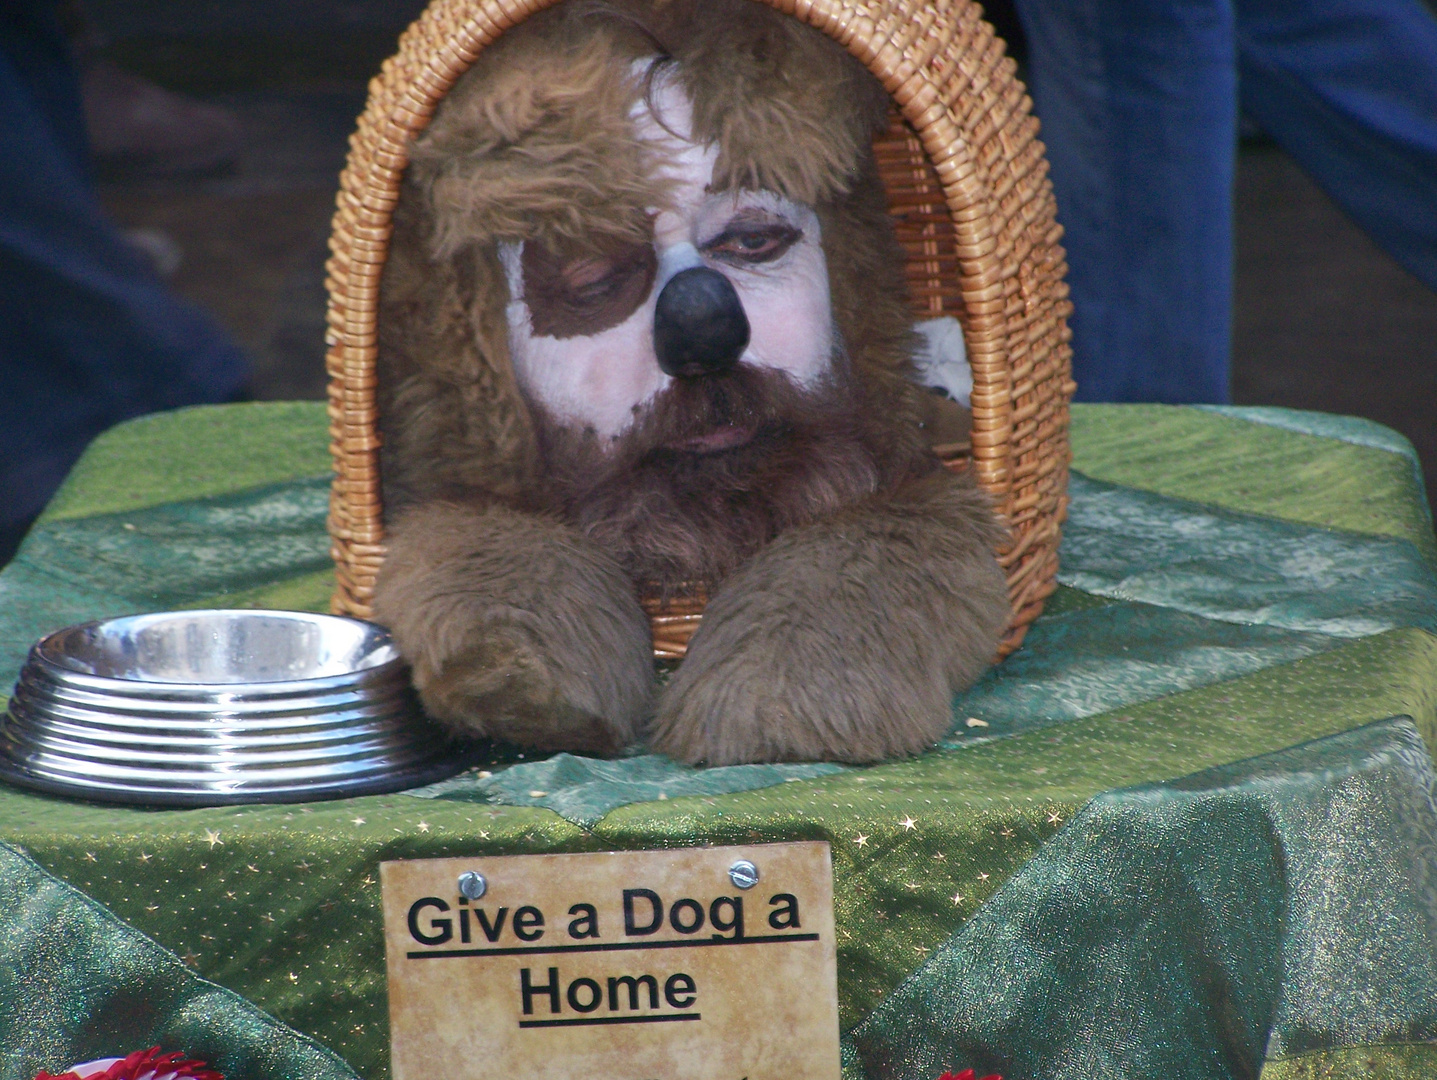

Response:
(724, 206), (793, 226)
(698, 204), (801, 245)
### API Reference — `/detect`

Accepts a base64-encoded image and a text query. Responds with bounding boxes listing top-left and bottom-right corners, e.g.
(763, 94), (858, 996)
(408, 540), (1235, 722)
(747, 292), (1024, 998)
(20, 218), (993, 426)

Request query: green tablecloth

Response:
(1, 403), (1436, 1080)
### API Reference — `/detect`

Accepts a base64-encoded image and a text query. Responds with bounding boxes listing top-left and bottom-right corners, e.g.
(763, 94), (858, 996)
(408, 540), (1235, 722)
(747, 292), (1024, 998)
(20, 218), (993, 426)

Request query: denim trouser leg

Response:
(0, 4), (249, 531)
(1014, 0), (1238, 404)
(1236, 0), (1437, 292)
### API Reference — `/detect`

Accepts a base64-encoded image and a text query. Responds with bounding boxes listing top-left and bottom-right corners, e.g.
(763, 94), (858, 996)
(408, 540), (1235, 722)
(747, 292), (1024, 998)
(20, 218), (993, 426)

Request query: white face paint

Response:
(501, 64), (835, 439)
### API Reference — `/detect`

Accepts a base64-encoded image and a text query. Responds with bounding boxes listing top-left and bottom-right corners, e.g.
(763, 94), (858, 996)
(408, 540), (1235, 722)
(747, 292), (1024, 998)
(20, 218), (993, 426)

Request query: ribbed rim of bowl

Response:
(2, 715), (447, 768)
(0, 746), (472, 805)
(5, 699), (422, 749)
(13, 673), (414, 722)
(0, 697), (473, 805)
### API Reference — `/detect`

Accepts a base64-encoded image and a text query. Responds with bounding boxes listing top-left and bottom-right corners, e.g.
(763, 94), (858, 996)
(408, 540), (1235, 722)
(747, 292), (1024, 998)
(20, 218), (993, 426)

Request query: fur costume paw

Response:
(374, 502), (653, 755)
(374, 0), (1012, 763)
(651, 473), (1010, 764)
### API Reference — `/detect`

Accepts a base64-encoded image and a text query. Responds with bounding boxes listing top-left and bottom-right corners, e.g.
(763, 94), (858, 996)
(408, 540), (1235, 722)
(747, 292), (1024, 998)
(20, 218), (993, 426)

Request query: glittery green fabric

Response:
(1069, 404), (1437, 563)
(4, 629), (1435, 1078)
(0, 478), (333, 687)
(408, 752), (846, 829)
(0, 402), (1435, 1080)
(0, 840), (357, 1080)
(946, 600), (1345, 739)
(1259, 1044), (1437, 1079)
(846, 716), (1437, 1080)
(1193, 404), (1432, 528)
(1057, 472), (1437, 637)
(0, 403), (337, 691)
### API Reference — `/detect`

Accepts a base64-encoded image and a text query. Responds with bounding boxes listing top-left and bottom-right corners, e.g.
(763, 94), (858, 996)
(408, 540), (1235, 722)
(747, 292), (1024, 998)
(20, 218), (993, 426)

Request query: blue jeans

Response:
(0, 3), (249, 534)
(1015, 0), (1437, 404)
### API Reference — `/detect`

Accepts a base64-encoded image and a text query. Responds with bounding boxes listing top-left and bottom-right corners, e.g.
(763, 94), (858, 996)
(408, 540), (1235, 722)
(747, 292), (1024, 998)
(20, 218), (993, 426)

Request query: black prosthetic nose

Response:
(653, 267), (750, 378)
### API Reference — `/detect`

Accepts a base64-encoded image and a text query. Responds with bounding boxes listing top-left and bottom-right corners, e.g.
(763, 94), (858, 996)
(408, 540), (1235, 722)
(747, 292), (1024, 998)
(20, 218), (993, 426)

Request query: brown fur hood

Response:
(376, 0), (929, 511)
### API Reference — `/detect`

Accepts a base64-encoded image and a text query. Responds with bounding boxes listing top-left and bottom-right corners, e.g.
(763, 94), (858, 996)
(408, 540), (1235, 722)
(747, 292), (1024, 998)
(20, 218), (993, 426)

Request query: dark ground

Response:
(1231, 144), (1437, 505)
(88, 2), (1437, 512)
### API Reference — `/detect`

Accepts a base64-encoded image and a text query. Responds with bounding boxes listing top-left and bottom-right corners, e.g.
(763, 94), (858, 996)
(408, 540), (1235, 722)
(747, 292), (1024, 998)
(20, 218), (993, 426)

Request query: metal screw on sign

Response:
(728, 859), (759, 890)
(457, 871), (487, 900)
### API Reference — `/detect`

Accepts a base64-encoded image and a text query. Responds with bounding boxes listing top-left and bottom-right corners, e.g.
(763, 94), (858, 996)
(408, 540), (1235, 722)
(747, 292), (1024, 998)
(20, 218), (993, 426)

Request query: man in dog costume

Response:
(372, 0), (1010, 765)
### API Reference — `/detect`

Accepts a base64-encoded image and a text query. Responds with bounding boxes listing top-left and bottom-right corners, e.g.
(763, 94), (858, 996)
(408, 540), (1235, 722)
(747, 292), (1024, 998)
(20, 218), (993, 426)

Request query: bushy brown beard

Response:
(525, 362), (882, 594)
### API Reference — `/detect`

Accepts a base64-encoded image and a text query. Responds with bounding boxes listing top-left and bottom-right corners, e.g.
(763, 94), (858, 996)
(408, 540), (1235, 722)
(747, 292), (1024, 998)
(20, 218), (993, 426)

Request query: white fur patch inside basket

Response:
(912, 316), (971, 406)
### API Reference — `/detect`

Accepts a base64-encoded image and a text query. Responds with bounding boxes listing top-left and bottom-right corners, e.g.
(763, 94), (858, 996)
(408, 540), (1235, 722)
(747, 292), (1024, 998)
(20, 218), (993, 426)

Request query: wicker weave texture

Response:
(325, 0), (1075, 656)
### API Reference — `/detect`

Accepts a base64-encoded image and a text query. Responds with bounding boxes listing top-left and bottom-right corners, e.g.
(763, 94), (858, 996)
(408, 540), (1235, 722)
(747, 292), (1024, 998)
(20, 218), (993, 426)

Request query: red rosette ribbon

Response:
(36, 1046), (222, 1080)
(937, 1070), (1002, 1080)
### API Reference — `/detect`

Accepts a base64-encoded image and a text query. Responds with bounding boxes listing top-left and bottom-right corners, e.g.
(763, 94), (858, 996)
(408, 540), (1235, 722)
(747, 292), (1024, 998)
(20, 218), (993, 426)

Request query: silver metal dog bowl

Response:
(0, 610), (467, 806)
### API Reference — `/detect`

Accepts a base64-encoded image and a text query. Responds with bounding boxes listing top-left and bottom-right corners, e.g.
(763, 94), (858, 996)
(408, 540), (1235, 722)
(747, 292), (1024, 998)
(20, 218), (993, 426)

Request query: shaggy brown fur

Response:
(651, 473), (1011, 764)
(649, 0), (892, 204)
(374, 502), (653, 754)
(374, 0), (1010, 764)
(527, 363), (884, 591)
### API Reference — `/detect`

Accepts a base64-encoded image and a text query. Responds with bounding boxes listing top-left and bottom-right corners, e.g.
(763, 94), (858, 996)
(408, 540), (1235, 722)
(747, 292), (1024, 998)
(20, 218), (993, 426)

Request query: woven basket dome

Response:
(325, 0), (1075, 659)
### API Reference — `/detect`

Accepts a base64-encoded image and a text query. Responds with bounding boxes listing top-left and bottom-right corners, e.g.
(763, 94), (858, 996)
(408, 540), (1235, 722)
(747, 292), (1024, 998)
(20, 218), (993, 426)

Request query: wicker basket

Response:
(325, 0), (1075, 659)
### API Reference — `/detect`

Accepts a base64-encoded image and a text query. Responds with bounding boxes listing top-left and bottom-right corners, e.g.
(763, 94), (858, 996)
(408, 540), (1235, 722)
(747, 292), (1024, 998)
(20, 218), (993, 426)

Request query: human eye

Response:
(564, 263), (625, 304)
(702, 221), (801, 265)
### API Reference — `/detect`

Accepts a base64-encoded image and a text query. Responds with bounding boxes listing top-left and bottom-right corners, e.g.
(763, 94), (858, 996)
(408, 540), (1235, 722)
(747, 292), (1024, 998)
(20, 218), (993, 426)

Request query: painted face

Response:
(501, 65), (836, 440)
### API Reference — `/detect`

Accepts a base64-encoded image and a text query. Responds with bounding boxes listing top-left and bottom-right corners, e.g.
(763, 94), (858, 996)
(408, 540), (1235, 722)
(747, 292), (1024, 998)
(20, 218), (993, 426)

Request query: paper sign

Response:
(381, 842), (838, 1080)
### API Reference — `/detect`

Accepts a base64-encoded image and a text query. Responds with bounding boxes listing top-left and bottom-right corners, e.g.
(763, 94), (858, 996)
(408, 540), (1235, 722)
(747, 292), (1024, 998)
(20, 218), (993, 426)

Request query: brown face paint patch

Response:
(522, 235), (658, 339)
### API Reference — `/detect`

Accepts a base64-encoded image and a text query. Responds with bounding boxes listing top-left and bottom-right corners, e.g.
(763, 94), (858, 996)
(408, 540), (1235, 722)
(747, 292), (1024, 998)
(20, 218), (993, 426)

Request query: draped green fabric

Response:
(945, 600), (1345, 740)
(1057, 473), (1437, 637)
(408, 752), (847, 829)
(0, 479), (333, 688)
(1192, 404), (1432, 528)
(0, 402), (1435, 1080)
(846, 716), (1437, 1080)
(0, 841), (358, 1080)
(1068, 404), (1437, 563)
